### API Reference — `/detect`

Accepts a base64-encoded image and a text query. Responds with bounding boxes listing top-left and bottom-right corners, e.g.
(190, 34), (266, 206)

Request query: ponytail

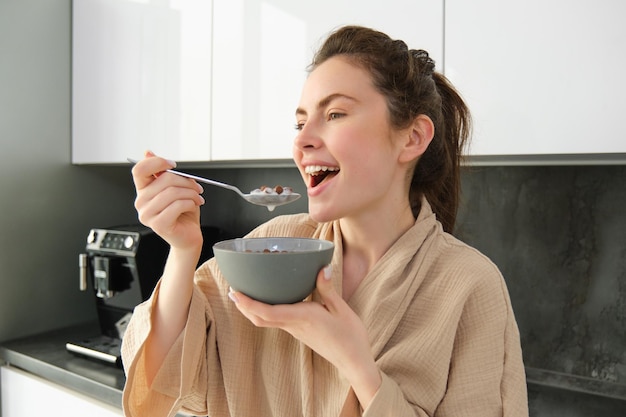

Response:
(410, 73), (471, 233)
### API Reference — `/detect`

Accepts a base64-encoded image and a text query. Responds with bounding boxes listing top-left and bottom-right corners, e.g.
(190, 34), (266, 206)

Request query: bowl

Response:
(213, 237), (334, 304)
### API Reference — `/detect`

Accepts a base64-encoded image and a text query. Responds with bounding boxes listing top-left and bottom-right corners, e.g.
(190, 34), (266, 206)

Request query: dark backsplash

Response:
(456, 165), (626, 387)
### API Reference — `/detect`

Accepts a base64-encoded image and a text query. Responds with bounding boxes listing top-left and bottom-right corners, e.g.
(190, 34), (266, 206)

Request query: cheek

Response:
(292, 142), (304, 166)
(349, 142), (397, 187)
(292, 146), (307, 179)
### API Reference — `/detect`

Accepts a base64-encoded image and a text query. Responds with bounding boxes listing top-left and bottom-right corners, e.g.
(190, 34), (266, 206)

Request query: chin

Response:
(307, 203), (339, 224)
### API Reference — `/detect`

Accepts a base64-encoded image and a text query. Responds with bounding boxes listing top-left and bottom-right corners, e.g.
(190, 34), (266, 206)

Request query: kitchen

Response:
(1, 0), (625, 416)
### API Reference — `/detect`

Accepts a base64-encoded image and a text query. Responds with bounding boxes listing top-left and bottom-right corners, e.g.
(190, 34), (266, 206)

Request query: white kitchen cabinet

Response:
(72, 0), (213, 164)
(445, 0), (626, 157)
(1, 365), (122, 416)
(72, 0), (443, 164)
(211, 0), (444, 160)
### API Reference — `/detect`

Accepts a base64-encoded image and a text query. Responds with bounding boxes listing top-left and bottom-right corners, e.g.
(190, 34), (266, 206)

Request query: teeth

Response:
(305, 165), (339, 175)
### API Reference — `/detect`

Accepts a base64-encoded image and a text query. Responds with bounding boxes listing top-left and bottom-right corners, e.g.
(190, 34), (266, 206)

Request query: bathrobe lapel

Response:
(339, 199), (439, 359)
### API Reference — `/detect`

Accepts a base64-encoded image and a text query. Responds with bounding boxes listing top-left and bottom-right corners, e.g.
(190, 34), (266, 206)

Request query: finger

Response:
(230, 290), (273, 327)
(149, 199), (201, 234)
(137, 185), (204, 225)
(231, 290), (304, 328)
(135, 175), (203, 217)
(315, 265), (341, 312)
(131, 154), (177, 189)
(141, 172), (204, 203)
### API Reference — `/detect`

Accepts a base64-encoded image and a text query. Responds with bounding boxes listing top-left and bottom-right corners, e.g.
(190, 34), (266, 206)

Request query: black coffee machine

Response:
(67, 224), (227, 366)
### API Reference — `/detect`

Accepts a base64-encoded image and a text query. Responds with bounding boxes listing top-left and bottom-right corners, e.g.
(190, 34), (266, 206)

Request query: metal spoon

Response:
(127, 158), (301, 211)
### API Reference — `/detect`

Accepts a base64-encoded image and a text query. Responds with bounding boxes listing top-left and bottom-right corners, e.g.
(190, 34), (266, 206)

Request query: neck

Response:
(339, 200), (415, 273)
(338, 200), (415, 301)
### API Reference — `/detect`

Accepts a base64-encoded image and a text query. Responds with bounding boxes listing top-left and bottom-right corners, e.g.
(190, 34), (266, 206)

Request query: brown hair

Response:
(309, 26), (471, 233)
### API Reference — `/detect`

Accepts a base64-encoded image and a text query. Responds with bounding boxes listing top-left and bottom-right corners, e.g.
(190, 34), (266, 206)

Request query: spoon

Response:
(127, 158), (301, 211)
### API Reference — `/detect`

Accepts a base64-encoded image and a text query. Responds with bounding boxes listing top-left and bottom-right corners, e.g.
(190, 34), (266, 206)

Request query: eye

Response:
(294, 121), (305, 131)
(328, 112), (345, 121)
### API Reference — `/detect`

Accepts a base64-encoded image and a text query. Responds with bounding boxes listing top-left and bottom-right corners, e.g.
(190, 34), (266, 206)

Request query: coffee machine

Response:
(67, 224), (226, 366)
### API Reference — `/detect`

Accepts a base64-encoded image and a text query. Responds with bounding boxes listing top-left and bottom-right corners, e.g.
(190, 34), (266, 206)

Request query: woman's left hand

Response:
(230, 266), (382, 409)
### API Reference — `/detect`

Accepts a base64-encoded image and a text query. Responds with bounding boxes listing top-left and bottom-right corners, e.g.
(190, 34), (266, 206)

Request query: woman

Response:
(122, 26), (529, 416)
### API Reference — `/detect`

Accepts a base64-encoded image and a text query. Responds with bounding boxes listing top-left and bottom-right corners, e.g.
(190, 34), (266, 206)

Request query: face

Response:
(293, 56), (411, 223)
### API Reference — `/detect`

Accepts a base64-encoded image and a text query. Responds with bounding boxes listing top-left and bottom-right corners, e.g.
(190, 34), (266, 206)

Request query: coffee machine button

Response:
(124, 236), (134, 249)
(87, 230), (98, 244)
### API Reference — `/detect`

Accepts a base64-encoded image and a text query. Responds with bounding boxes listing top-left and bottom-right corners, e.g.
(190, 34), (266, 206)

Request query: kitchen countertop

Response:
(0, 322), (125, 409)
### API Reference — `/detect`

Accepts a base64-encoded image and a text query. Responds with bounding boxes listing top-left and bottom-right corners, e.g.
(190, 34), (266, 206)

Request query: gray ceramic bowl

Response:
(213, 237), (334, 304)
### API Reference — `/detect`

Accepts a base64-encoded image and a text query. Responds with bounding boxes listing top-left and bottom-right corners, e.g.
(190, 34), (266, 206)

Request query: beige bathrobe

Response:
(121, 200), (529, 416)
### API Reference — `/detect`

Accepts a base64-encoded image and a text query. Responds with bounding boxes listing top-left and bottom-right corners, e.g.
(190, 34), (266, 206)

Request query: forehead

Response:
(299, 56), (377, 105)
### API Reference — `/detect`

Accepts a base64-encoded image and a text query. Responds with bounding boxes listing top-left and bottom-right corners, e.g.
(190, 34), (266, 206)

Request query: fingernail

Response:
(323, 265), (332, 280)
(199, 195), (205, 205)
(228, 290), (239, 303)
(166, 159), (177, 168)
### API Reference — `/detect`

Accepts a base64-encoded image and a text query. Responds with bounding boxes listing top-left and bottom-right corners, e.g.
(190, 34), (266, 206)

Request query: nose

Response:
(293, 122), (322, 152)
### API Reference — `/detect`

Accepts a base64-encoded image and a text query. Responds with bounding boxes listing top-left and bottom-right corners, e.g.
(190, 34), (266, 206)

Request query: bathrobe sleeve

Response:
(121, 214), (321, 417)
(121, 263), (221, 417)
(434, 277), (528, 416)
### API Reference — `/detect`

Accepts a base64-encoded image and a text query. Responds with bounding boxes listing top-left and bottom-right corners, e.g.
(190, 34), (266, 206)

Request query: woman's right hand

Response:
(131, 151), (205, 251)
(130, 152), (206, 385)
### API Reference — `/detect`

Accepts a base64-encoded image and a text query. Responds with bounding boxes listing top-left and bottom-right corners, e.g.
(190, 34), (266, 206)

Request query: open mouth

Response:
(305, 165), (340, 188)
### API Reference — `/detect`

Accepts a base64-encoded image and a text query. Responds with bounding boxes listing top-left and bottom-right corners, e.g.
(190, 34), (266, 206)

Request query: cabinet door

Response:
(445, 0), (626, 156)
(1, 366), (122, 416)
(72, 0), (213, 164)
(211, 0), (443, 161)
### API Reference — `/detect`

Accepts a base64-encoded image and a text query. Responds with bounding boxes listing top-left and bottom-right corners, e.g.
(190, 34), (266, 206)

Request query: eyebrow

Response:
(295, 93), (358, 117)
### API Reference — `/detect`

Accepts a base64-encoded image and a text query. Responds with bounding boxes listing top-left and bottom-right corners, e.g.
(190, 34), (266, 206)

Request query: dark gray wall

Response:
(457, 165), (626, 386)
(456, 165), (626, 416)
(0, 0), (140, 341)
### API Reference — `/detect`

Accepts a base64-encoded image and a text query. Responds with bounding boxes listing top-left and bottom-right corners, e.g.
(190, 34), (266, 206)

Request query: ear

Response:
(398, 114), (434, 163)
